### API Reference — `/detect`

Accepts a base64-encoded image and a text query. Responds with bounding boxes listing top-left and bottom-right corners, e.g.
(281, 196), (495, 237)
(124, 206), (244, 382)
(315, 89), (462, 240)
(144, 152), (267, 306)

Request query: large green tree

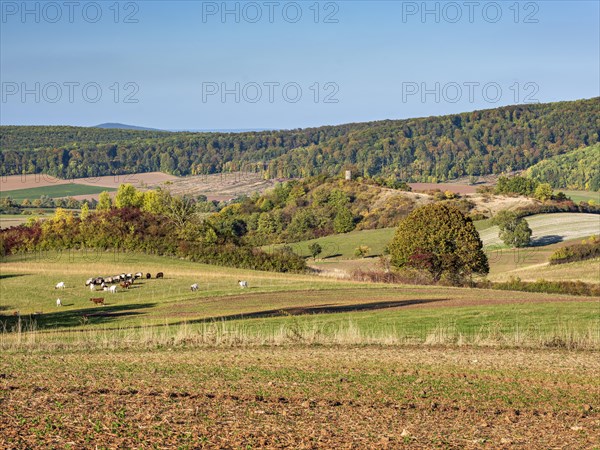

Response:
(388, 203), (488, 283)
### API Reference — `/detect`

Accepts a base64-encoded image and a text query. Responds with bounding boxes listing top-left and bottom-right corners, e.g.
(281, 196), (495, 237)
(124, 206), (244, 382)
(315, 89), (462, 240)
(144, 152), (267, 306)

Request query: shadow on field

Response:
(0, 273), (28, 280)
(186, 299), (445, 324)
(530, 235), (563, 247)
(0, 303), (157, 331)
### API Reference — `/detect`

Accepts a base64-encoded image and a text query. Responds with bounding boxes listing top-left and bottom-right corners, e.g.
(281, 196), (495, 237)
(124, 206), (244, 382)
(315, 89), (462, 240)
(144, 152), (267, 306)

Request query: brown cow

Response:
(120, 281), (131, 289)
(89, 298), (105, 305)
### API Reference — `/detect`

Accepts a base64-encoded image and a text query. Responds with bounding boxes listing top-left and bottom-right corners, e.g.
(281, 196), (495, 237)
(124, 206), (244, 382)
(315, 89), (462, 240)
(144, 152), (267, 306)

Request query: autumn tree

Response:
(333, 208), (355, 233)
(493, 211), (532, 248)
(534, 183), (553, 201)
(97, 191), (113, 211)
(388, 203), (489, 283)
(115, 184), (143, 209)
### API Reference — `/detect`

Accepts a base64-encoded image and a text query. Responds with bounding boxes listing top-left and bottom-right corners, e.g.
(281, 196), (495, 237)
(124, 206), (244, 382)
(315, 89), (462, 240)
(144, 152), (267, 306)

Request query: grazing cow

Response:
(134, 272), (143, 279)
(56, 298), (62, 307)
(105, 277), (114, 284)
(55, 282), (66, 289)
(156, 272), (164, 279)
(85, 278), (93, 286)
(120, 281), (131, 289)
(104, 285), (117, 294)
(146, 273), (151, 279)
(238, 280), (248, 289)
(90, 297), (105, 305)
(190, 283), (199, 292)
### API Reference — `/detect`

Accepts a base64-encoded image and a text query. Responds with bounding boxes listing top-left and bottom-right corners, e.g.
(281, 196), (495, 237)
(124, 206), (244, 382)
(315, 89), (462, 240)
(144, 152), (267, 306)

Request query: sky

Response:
(1, 1), (599, 130)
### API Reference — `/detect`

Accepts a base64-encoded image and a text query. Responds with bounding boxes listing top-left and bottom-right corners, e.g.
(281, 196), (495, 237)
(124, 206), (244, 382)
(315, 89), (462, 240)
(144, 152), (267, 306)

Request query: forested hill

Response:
(0, 126), (172, 151)
(0, 98), (598, 181)
(525, 144), (600, 191)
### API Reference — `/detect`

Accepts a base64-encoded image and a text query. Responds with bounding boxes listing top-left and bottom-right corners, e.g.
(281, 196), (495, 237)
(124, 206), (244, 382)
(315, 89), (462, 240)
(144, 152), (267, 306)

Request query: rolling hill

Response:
(1, 98), (598, 181)
(525, 144), (600, 191)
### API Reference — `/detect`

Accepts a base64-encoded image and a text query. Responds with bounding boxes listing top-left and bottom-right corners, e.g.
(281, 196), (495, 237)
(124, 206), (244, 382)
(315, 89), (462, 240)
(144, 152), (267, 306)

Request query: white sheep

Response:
(55, 282), (65, 289)
(190, 283), (199, 292)
(238, 280), (248, 289)
(56, 298), (62, 307)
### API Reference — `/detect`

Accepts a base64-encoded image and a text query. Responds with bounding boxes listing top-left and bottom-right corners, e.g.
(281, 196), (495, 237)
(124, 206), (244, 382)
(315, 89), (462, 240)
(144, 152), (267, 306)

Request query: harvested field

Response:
(0, 174), (69, 191)
(479, 213), (600, 248)
(164, 172), (278, 201)
(73, 172), (179, 189)
(1, 346), (598, 449)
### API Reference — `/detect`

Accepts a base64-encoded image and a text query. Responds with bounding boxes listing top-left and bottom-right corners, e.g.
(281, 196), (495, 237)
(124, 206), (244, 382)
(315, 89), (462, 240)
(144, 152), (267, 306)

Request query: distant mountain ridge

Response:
(94, 123), (163, 131)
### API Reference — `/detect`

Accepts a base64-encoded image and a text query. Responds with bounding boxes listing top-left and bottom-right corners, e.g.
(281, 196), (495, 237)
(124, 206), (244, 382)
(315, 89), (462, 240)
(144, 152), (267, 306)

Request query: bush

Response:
(354, 245), (370, 258)
(351, 269), (435, 285)
(549, 236), (600, 265)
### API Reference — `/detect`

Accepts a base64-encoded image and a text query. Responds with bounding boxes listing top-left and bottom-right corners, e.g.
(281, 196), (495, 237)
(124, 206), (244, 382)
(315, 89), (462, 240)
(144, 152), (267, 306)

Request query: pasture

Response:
(1, 252), (599, 448)
(271, 213), (599, 262)
(562, 189), (600, 204)
(0, 251), (598, 350)
(0, 184), (114, 202)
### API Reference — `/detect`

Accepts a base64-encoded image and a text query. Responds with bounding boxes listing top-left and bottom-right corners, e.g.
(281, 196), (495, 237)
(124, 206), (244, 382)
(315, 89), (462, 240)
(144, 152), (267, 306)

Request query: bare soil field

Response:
(1, 346), (598, 449)
(0, 174), (69, 191)
(164, 172), (278, 201)
(1, 172), (178, 193)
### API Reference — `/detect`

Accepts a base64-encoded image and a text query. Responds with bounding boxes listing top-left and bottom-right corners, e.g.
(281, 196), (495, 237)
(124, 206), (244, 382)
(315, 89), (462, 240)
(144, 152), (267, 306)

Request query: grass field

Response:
(277, 213), (599, 261)
(1, 252), (598, 350)
(0, 183), (115, 202)
(563, 189), (600, 204)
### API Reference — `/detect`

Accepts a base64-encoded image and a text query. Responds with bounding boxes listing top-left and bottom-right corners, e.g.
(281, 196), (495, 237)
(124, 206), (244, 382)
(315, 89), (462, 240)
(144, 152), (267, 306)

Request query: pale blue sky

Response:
(1, 1), (598, 129)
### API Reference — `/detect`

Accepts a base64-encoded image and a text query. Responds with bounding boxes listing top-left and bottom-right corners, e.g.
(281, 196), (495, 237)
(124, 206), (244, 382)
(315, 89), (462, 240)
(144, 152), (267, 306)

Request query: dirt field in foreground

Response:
(1, 347), (598, 449)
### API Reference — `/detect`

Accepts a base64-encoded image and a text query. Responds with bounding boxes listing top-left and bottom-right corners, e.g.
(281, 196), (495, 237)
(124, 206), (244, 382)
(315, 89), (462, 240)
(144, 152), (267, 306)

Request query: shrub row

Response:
(549, 236), (600, 265)
(351, 270), (599, 297)
(487, 277), (600, 297)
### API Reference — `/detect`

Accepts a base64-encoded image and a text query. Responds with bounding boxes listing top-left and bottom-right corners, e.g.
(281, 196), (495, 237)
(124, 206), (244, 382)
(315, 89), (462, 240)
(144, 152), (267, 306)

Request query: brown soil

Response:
(1, 347), (597, 449)
(0, 174), (69, 191)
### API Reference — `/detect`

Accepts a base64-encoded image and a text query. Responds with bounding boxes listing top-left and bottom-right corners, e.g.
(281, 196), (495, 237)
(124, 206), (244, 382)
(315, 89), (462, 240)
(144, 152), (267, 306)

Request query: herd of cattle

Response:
(53, 274), (249, 307)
